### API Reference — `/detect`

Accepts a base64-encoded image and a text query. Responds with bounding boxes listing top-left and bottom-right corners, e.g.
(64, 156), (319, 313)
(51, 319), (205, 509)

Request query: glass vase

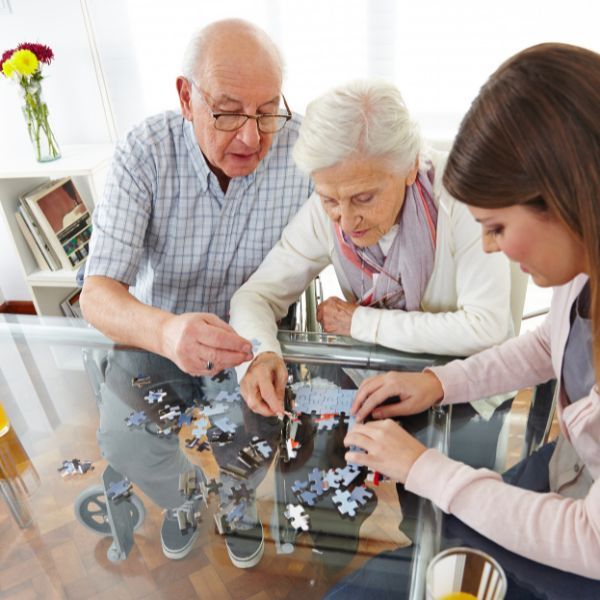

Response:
(20, 80), (61, 163)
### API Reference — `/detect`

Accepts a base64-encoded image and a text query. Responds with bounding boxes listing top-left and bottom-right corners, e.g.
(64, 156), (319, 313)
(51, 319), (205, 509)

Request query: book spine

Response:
(18, 204), (61, 271)
(15, 211), (51, 271)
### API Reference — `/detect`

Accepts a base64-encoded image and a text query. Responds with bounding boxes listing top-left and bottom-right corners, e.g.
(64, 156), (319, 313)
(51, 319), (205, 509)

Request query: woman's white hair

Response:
(293, 79), (421, 176)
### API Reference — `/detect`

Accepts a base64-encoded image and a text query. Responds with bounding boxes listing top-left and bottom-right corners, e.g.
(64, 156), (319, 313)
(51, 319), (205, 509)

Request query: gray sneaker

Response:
(161, 501), (200, 560)
(225, 520), (265, 568)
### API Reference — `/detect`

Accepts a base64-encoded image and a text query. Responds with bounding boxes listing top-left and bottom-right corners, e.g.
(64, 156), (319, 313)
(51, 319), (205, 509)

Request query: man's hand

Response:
(316, 297), (358, 336)
(240, 352), (288, 417)
(344, 420), (427, 483)
(160, 312), (253, 376)
(351, 371), (444, 422)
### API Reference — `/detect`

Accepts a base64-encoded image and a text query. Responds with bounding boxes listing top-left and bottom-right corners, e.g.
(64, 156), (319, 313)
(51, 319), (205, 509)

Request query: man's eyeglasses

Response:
(190, 80), (292, 134)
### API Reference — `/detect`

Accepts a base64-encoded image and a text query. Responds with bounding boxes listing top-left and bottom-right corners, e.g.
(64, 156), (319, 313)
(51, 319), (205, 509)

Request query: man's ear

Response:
(405, 157), (419, 186)
(176, 77), (193, 121)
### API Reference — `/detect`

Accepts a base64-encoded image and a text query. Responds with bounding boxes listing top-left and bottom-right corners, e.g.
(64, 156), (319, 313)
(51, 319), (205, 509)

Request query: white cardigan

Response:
(230, 149), (513, 379)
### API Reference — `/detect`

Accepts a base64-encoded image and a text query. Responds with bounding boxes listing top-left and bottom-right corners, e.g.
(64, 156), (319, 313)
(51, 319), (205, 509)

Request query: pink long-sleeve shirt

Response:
(406, 273), (600, 579)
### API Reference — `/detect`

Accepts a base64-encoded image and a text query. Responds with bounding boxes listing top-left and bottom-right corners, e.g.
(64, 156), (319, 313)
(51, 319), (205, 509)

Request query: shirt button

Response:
(574, 464), (580, 473)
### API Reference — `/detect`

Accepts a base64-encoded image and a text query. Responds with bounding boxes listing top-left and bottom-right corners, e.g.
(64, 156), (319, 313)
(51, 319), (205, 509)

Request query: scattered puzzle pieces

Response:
(159, 404), (182, 422)
(331, 489), (359, 518)
(144, 389), (167, 404)
(213, 416), (237, 434)
(336, 464), (362, 487)
(228, 483), (255, 504)
(215, 390), (241, 403)
(349, 486), (374, 506)
(124, 410), (149, 428)
(251, 437), (273, 459)
(308, 468), (327, 497)
(299, 489), (318, 506)
(324, 469), (342, 490)
(58, 459), (94, 476)
(284, 503), (310, 532)
(201, 403), (228, 417)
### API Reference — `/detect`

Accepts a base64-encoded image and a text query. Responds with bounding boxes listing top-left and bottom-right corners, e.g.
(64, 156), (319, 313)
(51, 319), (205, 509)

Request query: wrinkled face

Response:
(313, 157), (417, 248)
(177, 42), (282, 184)
(470, 204), (587, 286)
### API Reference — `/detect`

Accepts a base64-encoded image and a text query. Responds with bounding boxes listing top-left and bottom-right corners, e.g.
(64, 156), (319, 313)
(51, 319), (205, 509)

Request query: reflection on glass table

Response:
(1, 315), (598, 599)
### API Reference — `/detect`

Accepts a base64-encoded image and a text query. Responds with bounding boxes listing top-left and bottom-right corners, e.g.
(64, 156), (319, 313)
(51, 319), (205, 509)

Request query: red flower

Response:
(0, 48), (14, 74)
(16, 42), (54, 64)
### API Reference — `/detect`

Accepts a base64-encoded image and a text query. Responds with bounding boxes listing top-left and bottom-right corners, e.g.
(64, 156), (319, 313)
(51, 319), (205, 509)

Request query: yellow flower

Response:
(1, 57), (15, 77)
(10, 49), (39, 76)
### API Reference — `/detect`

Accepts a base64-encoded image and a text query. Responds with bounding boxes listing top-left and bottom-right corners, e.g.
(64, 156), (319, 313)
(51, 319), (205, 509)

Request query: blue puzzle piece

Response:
(178, 412), (193, 427)
(125, 410), (148, 428)
(308, 468), (327, 496)
(299, 489), (318, 507)
(349, 486), (374, 506)
(291, 479), (309, 495)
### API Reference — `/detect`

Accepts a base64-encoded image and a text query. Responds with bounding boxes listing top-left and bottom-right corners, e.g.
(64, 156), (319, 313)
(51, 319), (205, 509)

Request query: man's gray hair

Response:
(293, 79), (421, 176)
(181, 19), (284, 81)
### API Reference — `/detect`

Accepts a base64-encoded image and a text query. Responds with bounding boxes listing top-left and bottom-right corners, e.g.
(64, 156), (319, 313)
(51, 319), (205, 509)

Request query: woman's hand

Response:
(316, 297), (358, 335)
(351, 370), (444, 422)
(344, 420), (427, 483)
(240, 352), (288, 417)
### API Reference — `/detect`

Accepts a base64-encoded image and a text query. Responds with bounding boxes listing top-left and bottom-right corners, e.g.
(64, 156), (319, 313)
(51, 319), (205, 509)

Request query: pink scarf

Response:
(333, 163), (438, 311)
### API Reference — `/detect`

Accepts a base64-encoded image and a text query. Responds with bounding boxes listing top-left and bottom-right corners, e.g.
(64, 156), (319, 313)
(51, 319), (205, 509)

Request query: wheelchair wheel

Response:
(74, 484), (145, 535)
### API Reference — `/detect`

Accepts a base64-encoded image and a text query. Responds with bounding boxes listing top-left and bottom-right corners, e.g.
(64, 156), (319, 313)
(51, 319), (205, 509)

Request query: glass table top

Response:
(1, 314), (598, 599)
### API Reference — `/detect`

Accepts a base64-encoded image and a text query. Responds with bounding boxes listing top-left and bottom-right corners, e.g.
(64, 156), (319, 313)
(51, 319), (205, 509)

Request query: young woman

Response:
(344, 42), (600, 584)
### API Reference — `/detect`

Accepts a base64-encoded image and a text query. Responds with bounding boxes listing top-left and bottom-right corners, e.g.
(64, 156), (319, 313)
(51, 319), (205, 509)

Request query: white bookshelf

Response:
(0, 144), (114, 316)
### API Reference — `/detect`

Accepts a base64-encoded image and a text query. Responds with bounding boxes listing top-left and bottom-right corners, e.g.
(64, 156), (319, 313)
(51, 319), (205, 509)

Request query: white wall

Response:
(0, 0), (112, 301)
(0, 0), (598, 301)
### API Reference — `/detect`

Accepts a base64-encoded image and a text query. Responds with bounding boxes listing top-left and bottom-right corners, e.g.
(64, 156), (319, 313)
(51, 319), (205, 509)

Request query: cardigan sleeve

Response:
(350, 194), (513, 356)
(229, 193), (332, 380)
(429, 312), (555, 405)
(405, 448), (600, 579)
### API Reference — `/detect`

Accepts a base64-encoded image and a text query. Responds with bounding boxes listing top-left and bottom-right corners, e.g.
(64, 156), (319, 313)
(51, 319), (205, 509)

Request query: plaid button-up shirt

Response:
(86, 111), (313, 319)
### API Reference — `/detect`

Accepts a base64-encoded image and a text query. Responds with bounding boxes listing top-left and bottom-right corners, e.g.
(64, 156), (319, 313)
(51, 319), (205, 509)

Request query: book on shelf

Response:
(20, 177), (92, 271)
(15, 204), (61, 271)
(60, 288), (83, 318)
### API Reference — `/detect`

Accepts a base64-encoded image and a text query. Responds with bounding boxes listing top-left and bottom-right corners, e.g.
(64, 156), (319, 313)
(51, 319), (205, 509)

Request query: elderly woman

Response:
(229, 80), (517, 417)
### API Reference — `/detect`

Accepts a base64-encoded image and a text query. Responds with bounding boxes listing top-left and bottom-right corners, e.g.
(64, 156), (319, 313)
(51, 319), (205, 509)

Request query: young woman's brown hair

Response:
(443, 42), (600, 373)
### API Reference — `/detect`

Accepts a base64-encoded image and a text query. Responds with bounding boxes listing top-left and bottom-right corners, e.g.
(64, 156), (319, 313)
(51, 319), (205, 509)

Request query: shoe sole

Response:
(226, 535), (265, 569)
(161, 527), (200, 560)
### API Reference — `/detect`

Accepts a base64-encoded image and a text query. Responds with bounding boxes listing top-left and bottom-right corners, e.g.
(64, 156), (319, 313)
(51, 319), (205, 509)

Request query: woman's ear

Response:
(406, 158), (419, 186)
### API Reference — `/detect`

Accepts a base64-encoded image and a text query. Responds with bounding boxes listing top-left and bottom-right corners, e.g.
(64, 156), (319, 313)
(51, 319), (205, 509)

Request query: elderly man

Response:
(81, 19), (312, 566)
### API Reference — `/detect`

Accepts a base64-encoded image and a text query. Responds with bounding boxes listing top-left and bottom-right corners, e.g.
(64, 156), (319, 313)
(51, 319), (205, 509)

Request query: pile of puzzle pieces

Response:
(284, 464), (375, 532)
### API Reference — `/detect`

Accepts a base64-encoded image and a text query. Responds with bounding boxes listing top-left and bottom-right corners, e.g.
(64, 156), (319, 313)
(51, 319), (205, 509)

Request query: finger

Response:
(372, 400), (417, 419)
(243, 378), (276, 417)
(344, 450), (376, 470)
(199, 323), (253, 355)
(196, 344), (252, 371)
(273, 364), (288, 409)
(352, 375), (384, 415)
(354, 384), (389, 422)
(258, 373), (284, 417)
(343, 426), (376, 450)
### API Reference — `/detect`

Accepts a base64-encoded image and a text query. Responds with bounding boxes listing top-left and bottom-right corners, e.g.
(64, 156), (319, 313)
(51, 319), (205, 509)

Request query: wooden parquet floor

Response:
(0, 409), (409, 600)
(0, 382), (552, 599)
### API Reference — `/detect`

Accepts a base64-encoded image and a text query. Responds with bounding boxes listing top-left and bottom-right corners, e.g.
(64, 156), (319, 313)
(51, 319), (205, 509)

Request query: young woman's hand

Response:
(351, 370), (444, 422)
(344, 419), (427, 483)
